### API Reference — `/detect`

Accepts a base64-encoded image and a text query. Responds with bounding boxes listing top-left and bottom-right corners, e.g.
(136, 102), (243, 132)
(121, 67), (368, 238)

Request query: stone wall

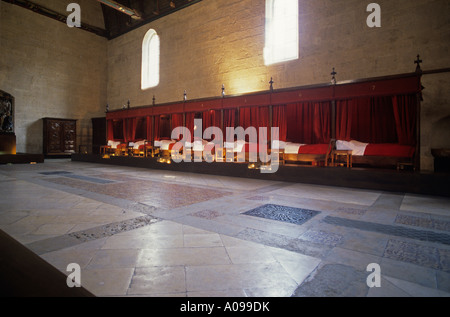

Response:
(106, 0), (450, 171)
(0, 0), (107, 154)
(420, 72), (450, 171)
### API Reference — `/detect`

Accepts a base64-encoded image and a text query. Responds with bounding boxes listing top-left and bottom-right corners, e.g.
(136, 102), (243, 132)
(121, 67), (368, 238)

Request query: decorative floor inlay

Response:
(26, 215), (159, 255)
(334, 207), (367, 215)
(39, 171), (73, 175)
(383, 239), (450, 272)
(300, 230), (343, 247)
(243, 204), (320, 225)
(191, 210), (223, 220)
(40, 171), (115, 184)
(395, 214), (450, 232)
(69, 215), (158, 242)
(246, 195), (271, 201)
(44, 176), (233, 209)
(323, 216), (450, 245)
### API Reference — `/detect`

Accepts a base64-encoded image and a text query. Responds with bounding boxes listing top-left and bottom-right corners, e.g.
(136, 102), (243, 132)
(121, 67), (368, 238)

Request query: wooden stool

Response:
(332, 150), (353, 168)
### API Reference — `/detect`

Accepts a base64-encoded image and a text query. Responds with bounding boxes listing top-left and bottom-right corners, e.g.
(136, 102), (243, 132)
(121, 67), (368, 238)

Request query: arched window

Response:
(141, 29), (160, 90)
(264, 0), (299, 65)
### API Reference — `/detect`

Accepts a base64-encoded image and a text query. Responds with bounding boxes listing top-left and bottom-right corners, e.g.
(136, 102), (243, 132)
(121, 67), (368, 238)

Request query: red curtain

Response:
(122, 119), (127, 142)
(129, 118), (137, 142)
(336, 97), (399, 144)
(134, 117), (147, 140)
(272, 105), (287, 142)
(223, 109), (236, 142)
(154, 116), (160, 140)
(336, 99), (353, 141)
(258, 106), (270, 143)
(120, 118), (136, 142)
(122, 118), (137, 142)
(286, 102), (331, 144)
(393, 94), (417, 145)
(171, 113), (184, 138)
(313, 102), (331, 144)
(185, 112), (195, 141)
(107, 120), (114, 141)
(239, 107), (252, 130)
(146, 116), (153, 141)
(202, 110), (221, 132)
(239, 106), (269, 141)
(112, 120), (124, 141)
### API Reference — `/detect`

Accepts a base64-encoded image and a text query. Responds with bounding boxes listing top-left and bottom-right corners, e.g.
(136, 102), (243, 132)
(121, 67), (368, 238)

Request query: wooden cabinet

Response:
(43, 118), (77, 156)
(91, 117), (106, 155)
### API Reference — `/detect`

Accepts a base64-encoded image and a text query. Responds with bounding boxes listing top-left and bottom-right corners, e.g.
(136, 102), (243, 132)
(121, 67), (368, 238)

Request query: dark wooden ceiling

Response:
(101, 0), (202, 39)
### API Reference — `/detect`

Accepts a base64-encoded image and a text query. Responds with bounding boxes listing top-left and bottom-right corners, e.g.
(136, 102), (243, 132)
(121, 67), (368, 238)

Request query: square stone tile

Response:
(105, 233), (184, 249)
(87, 249), (140, 269)
(136, 247), (231, 267)
(32, 223), (76, 235)
(183, 233), (223, 248)
(80, 268), (134, 296)
(128, 266), (186, 296)
(185, 263), (298, 295)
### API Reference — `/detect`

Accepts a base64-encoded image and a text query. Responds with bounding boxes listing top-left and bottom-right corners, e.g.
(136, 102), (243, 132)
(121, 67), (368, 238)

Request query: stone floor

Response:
(0, 159), (449, 297)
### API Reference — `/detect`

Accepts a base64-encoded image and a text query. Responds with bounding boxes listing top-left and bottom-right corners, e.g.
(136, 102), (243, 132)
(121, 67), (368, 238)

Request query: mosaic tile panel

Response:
(383, 239), (450, 272)
(26, 215), (159, 254)
(43, 175), (233, 209)
(69, 215), (158, 242)
(300, 230), (343, 247)
(395, 214), (450, 232)
(243, 204), (320, 225)
(246, 195), (271, 202)
(334, 207), (367, 216)
(191, 210), (223, 220)
(323, 216), (450, 246)
(40, 171), (115, 184)
(39, 171), (73, 175)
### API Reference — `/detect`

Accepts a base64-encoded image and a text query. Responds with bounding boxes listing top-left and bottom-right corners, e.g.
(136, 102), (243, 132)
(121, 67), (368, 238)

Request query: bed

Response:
(104, 140), (128, 156)
(335, 140), (416, 169)
(154, 139), (176, 159)
(279, 141), (332, 166)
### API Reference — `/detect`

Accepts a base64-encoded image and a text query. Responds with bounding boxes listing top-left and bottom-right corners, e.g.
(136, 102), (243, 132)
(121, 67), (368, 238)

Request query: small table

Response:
(100, 145), (111, 156)
(332, 150), (353, 168)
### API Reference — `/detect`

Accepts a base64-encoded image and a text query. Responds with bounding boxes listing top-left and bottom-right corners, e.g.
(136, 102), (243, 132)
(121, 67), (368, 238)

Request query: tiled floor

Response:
(0, 159), (449, 297)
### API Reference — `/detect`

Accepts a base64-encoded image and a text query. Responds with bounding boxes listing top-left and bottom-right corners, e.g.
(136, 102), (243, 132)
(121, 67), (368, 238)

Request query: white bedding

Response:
(284, 142), (306, 154)
(193, 139), (208, 151)
(107, 140), (121, 149)
(271, 140), (287, 150)
(132, 140), (146, 149)
(156, 140), (176, 150)
(336, 140), (368, 156)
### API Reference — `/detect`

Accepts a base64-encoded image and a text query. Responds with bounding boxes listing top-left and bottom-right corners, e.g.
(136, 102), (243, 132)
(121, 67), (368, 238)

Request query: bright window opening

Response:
(141, 29), (160, 90)
(264, 0), (299, 65)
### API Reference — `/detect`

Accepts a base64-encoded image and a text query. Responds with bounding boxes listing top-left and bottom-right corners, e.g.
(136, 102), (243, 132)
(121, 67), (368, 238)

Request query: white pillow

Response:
(272, 140), (286, 149)
(336, 140), (353, 151)
(133, 140), (146, 149)
(108, 140), (120, 149)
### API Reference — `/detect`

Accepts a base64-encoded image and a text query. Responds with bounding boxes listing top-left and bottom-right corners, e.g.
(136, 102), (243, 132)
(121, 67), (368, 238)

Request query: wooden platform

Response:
(0, 229), (94, 297)
(72, 154), (450, 198)
(0, 153), (44, 164)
